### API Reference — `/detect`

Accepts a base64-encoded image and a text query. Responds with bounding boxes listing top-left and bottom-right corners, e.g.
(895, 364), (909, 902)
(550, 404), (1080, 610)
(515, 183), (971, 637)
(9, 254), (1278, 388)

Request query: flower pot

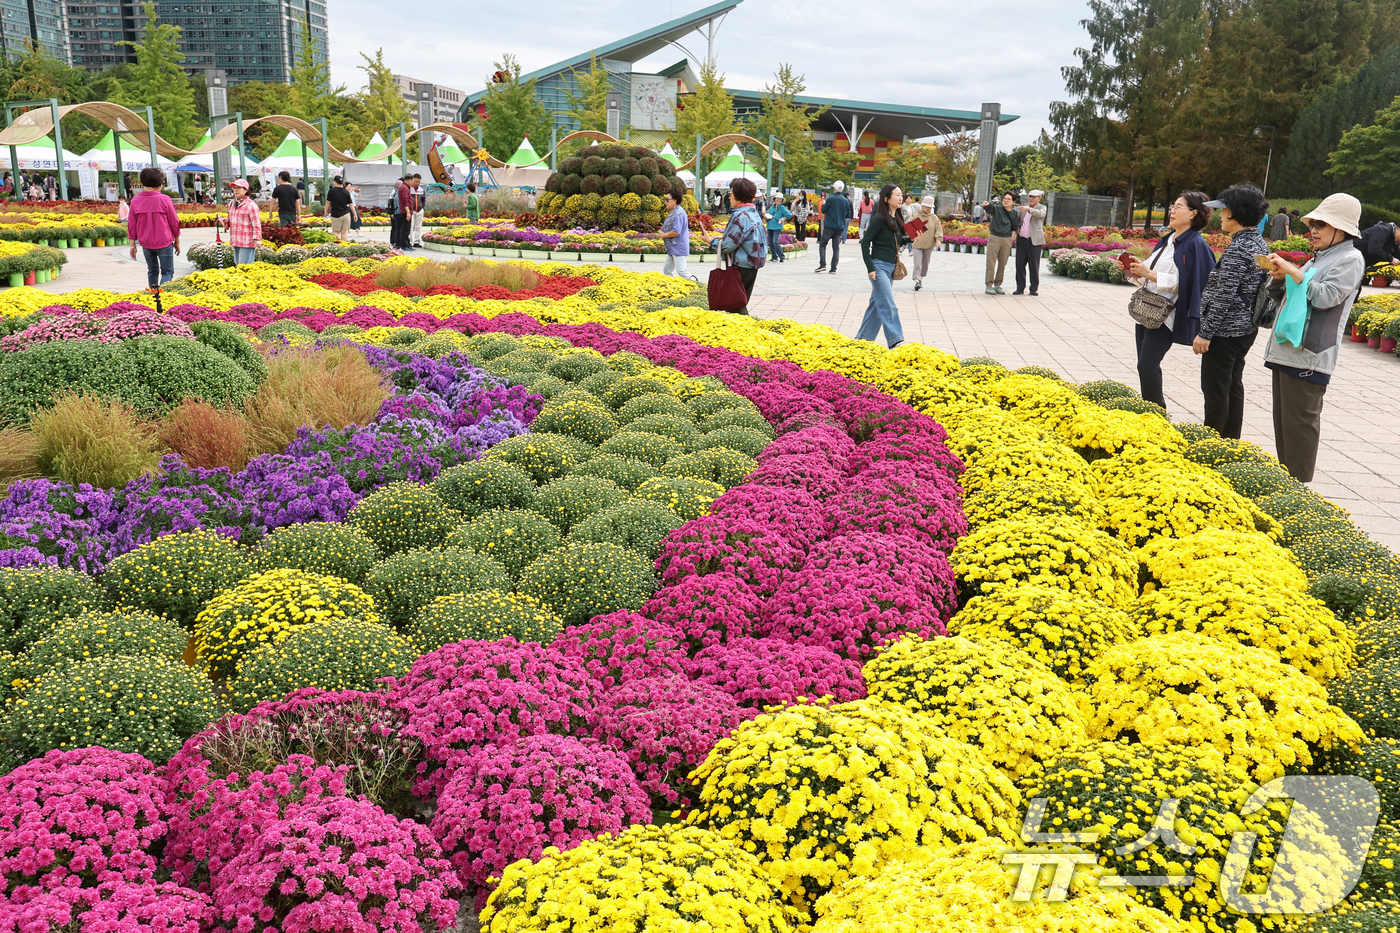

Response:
(22, 271), (34, 286)
(548, 251), (580, 261)
(82, 239), (93, 248)
(1352, 324), (1367, 342)
(1369, 335), (1381, 348)
(35, 269), (48, 283)
(6, 272), (21, 287)
(495, 248), (523, 258)
(1382, 337), (1398, 353)
(579, 252), (610, 261)
(1373, 275), (1390, 287)
(95, 238), (105, 247)
(611, 253), (642, 262)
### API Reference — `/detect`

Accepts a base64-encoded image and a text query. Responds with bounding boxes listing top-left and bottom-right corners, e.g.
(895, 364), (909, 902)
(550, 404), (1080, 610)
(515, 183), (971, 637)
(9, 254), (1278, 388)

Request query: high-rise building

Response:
(67, 0), (327, 84)
(3, 0), (72, 63)
(394, 75), (464, 125)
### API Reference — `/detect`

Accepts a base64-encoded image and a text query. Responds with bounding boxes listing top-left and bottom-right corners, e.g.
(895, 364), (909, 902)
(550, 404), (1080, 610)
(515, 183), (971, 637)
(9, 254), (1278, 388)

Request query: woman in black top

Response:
(856, 183), (909, 348)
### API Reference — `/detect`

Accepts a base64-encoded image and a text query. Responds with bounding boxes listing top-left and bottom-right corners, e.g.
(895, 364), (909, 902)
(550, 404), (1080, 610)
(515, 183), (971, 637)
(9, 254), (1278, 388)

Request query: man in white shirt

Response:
(409, 174), (425, 247)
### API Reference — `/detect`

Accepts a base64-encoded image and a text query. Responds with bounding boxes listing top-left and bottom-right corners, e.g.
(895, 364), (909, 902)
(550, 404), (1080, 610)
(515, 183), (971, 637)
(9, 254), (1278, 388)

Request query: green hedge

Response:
(0, 244), (65, 277)
(0, 224), (126, 244)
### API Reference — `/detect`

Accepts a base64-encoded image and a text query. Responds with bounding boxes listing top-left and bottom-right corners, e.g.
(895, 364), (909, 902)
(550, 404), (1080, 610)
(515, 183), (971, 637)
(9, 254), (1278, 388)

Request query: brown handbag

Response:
(1128, 243), (1175, 329)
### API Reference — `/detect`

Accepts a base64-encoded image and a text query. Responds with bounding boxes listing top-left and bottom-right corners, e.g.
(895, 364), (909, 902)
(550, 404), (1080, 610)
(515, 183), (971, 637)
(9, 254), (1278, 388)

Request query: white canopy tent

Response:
(703, 144), (766, 193)
(256, 131), (340, 178)
(659, 141), (695, 186)
(1, 139), (87, 171)
(74, 131), (176, 172)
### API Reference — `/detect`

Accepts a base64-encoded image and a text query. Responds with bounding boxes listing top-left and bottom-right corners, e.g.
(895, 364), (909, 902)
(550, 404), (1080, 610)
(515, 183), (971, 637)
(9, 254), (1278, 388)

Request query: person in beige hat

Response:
(1261, 192), (1365, 482)
(908, 195), (944, 291)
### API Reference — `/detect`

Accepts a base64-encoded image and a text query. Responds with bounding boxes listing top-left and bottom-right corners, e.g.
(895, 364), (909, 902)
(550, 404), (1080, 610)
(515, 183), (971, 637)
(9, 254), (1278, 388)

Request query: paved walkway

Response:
(30, 230), (1400, 552)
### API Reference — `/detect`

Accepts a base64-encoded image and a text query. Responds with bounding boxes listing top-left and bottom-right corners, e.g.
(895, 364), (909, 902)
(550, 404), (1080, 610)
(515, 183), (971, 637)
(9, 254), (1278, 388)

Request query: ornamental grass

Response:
(30, 391), (161, 490)
(156, 399), (251, 472)
(241, 344), (391, 457)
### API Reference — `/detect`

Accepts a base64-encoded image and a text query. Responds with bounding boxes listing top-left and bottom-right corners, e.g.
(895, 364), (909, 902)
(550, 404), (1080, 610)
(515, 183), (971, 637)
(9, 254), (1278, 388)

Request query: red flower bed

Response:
(307, 271), (597, 302)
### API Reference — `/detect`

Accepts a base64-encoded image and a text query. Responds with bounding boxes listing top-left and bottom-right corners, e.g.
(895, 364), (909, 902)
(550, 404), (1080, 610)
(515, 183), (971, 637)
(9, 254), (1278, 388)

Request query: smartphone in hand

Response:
(1116, 251), (1135, 271)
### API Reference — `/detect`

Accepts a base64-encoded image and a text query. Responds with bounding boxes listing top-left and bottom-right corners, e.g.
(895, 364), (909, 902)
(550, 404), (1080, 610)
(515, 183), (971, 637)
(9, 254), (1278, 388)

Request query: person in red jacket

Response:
(126, 167), (181, 289)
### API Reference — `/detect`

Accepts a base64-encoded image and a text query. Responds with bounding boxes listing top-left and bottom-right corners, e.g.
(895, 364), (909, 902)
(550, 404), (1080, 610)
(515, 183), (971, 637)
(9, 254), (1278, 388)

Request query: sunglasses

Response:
(1306, 220), (1331, 232)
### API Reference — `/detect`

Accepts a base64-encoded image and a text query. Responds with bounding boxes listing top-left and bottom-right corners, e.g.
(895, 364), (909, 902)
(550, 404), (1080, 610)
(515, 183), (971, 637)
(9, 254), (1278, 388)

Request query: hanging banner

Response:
(78, 164), (98, 199)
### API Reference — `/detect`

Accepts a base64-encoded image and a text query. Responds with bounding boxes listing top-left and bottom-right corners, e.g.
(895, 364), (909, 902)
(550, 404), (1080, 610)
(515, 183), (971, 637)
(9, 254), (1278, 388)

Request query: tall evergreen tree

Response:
(673, 59), (738, 161)
(751, 63), (828, 187)
(565, 53), (611, 135)
(356, 49), (414, 159)
(113, 1), (197, 147)
(289, 15), (344, 122)
(478, 54), (554, 160)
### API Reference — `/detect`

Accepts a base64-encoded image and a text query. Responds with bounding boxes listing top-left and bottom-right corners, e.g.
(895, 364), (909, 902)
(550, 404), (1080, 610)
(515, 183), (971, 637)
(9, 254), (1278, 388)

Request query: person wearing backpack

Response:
(709, 177), (767, 315)
(1261, 193), (1365, 482)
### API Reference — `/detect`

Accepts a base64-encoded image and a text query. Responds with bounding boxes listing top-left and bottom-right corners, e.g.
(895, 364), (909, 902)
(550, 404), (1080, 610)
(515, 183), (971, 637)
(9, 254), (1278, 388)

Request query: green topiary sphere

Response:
(1075, 379), (1137, 402)
(362, 546), (512, 630)
(254, 522), (382, 584)
(226, 618), (416, 713)
(660, 447), (758, 489)
(465, 333), (522, 361)
(626, 414), (700, 450)
(602, 375), (671, 410)
(545, 353), (611, 383)
(567, 453), (658, 492)
(598, 431), (682, 468)
(517, 542), (657, 627)
(345, 482), (460, 556)
(445, 509), (563, 580)
(432, 460), (538, 520)
(485, 434), (593, 484)
(693, 426), (771, 459)
(532, 400), (619, 447)
(1, 565), (112, 653)
(633, 476), (725, 521)
(689, 391), (759, 419)
(566, 500), (684, 560)
(5, 654), (218, 763)
(580, 370), (626, 399)
(602, 174), (629, 197)
(616, 394), (695, 425)
(582, 155), (604, 175)
(16, 609), (188, 686)
(530, 475), (629, 534)
(405, 590), (563, 652)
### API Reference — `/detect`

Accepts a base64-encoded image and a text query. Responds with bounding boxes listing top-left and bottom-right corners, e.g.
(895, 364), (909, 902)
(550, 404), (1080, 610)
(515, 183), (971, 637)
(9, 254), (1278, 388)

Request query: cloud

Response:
(327, 0), (1091, 149)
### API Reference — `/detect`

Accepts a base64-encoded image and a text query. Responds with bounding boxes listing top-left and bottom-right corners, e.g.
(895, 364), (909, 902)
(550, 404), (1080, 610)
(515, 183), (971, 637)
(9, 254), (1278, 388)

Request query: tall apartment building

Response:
(3, 0), (71, 63)
(67, 0), (327, 83)
(394, 75), (464, 125)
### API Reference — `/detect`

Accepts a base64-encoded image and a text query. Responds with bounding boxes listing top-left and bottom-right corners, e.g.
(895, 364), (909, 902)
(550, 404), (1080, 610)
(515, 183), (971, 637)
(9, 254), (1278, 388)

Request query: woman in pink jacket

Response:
(126, 168), (181, 289)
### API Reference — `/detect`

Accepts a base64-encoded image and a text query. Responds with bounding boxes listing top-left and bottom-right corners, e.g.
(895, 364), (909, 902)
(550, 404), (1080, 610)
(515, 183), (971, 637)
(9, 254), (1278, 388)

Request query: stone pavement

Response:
(31, 229), (1400, 551)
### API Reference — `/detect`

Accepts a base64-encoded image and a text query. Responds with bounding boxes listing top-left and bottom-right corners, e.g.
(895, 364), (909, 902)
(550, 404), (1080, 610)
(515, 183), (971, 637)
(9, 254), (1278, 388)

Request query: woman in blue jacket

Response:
(1126, 190), (1217, 408)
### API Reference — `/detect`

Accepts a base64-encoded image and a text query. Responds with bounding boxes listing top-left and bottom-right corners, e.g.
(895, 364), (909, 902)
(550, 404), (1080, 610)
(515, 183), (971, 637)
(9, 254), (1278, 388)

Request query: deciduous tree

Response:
(673, 59), (738, 161)
(752, 63), (828, 188)
(1327, 94), (1400, 205)
(478, 54), (554, 162)
(112, 1), (198, 148)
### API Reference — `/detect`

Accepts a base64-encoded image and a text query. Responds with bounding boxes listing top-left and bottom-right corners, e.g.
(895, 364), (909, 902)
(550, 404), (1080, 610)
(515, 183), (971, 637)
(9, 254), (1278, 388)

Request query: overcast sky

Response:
(326, 0), (1090, 150)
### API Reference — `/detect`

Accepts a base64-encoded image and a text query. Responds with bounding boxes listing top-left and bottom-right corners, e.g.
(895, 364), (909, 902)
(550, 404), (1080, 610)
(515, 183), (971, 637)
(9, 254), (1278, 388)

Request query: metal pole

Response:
(696, 133), (703, 196)
(301, 130), (309, 203)
(144, 106), (158, 177)
(49, 99), (68, 200)
(550, 126), (557, 170)
(319, 117), (329, 188)
(777, 140), (784, 193)
(5, 105), (19, 202)
(1263, 126), (1276, 200)
(766, 133), (773, 197)
(236, 113), (247, 179)
(210, 117), (220, 204)
(113, 129), (124, 197)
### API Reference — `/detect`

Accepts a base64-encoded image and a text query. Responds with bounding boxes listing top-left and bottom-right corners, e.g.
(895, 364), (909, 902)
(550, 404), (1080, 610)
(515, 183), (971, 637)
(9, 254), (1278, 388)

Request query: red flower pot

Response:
(22, 271), (34, 286)
(1369, 335), (1382, 349)
(1352, 325), (1367, 342)
(1382, 337), (1398, 353)
(1373, 275), (1391, 288)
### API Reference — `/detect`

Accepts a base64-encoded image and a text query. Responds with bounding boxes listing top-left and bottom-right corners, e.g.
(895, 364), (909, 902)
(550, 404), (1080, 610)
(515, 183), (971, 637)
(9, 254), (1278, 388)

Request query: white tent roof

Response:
(2, 139), (94, 171)
(255, 131), (340, 177)
(703, 145), (766, 192)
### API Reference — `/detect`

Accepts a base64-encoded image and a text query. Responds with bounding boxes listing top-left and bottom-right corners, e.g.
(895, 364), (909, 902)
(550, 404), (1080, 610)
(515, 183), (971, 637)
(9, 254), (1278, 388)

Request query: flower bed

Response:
(0, 254), (1393, 932)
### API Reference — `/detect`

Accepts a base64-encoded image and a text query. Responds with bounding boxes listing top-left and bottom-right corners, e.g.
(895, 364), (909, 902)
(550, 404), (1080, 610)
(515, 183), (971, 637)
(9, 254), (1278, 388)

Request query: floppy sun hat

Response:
(1301, 193), (1362, 238)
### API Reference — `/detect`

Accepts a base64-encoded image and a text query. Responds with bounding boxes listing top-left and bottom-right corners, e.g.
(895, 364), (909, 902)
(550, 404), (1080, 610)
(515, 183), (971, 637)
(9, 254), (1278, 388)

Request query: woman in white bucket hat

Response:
(1261, 192), (1365, 482)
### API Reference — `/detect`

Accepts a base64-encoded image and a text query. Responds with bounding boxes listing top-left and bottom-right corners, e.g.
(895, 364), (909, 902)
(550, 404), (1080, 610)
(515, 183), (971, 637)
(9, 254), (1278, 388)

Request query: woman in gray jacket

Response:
(1263, 193), (1365, 482)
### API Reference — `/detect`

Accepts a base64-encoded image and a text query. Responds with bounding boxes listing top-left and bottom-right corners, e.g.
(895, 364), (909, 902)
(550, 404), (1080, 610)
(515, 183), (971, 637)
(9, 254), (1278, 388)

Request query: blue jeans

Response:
(767, 229), (784, 261)
(141, 245), (175, 288)
(233, 246), (257, 266)
(856, 259), (904, 347)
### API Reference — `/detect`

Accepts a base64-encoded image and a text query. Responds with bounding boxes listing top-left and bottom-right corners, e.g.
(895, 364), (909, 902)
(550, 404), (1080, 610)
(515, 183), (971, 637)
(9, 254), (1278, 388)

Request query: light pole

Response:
(1254, 125), (1276, 199)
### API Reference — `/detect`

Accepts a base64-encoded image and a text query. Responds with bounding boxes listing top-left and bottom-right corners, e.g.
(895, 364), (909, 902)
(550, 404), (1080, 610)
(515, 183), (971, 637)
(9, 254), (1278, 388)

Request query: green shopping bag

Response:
(1274, 268), (1315, 348)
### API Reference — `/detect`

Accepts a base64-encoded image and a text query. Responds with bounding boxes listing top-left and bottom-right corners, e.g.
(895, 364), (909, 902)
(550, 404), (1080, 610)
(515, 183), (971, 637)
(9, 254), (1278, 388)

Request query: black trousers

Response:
(794, 221), (806, 242)
(735, 265), (757, 314)
(1014, 236), (1042, 293)
(1272, 369), (1328, 482)
(390, 213), (409, 248)
(1134, 321), (1176, 408)
(1199, 330), (1257, 439)
(818, 227), (842, 269)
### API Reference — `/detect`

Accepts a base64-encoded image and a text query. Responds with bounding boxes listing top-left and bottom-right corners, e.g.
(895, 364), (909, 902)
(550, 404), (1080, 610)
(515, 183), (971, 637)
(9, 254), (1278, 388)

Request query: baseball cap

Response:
(229, 178), (249, 189)
(1028, 189), (1045, 197)
(832, 180), (845, 191)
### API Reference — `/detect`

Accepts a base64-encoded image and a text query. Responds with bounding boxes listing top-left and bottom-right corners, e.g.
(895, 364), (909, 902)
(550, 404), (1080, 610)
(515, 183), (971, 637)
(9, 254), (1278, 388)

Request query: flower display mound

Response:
(482, 823), (801, 933)
(550, 612), (687, 689)
(962, 476), (1106, 531)
(952, 517), (1139, 608)
(642, 573), (766, 651)
(253, 521), (383, 584)
(362, 545), (512, 629)
(102, 529), (254, 629)
(656, 514), (805, 599)
(0, 880), (211, 933)
(687, 699), (1021, 919)
(0, 747), (166, 894)
(1085, 633), (1363, 782)
(0, 564), (111, 654)
(1137, 527), (1309, 593)
(949, 584), (1139, 685)
(430, 734), (650, 904)
(192, 567), (379, 678)
(565, 498), (683, 560)
(685, 637), (865, 709)
(13, 607), (188, 686)
(226, 617), (416, 712)
(391, 637), (599, 796)
(161, 753), (350, 892)
(810, 838), (1184, 933)
(759, 532), (956, 663)
(1130, 572), (1354, 682)
(405, 589), (563, 652)
(516, 541), (656, 627)
(1328, 656), (1400, 741)
(864, 635), (1090, 779)
(208, 794), (460, 933)
(1019, 741), (1346, 930)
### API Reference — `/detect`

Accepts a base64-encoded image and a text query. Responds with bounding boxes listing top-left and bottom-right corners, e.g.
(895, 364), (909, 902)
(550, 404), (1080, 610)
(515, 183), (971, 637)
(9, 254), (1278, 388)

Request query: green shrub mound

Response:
(602, 376), (672, 410)
(1175, 423), (1220, 444)
(566, 500), (684, 560)
(432, 460), (538, 520)
(1312, 573), (1385, 624)
(1213, 460), (1299, 499)
(699, 407), (774, 439)
(530, 475), (628, 534)
(1, 565), (111, 653)
(1014, 365), (1063, 381)
(566, 453), (658, 492)
(625, 414), (700, 450)
(254, 522), (382, 584)
(16, 609), (187, 685)
(405, 590), (564, 651)
(2, 654), (218, 764)
(190, 320), (269, 382)
(1316, 738), (1400, 821)
(345, 482), (460, 556)
(226, 618), (416, 713)
(1185, 437), (1273, 467)
(1357, 617), (1400, 666)
(603, 351), (654, 375)
(445, 509), (563, 580)
(464, 332), (522, 361)
(532, 400), (619, 446)
(633, 476), (726, 522)
(0, 336), (259, 426)
(615, 394), (694, 426)
(362, 546), (513, 629)
(257, 321), (317, 342)
(692, 426), (770, 459)
(660, 447), (757, 489)
(484, 433), (593, 484)
(545, 353), (611, 383)
(688, 391), (758, 419)
(598, 431), (683, 467)
(1097, 396), (1169, 420)
(1352, 820), (1400, 904)
(517, 542), (656, 627)
(579, 370), (625, 399)
(547, 388), (606, 410)
(523, 375), (569, 399)
(1075, 379), (1137, 403)
(1330, 657), (1400, 739)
